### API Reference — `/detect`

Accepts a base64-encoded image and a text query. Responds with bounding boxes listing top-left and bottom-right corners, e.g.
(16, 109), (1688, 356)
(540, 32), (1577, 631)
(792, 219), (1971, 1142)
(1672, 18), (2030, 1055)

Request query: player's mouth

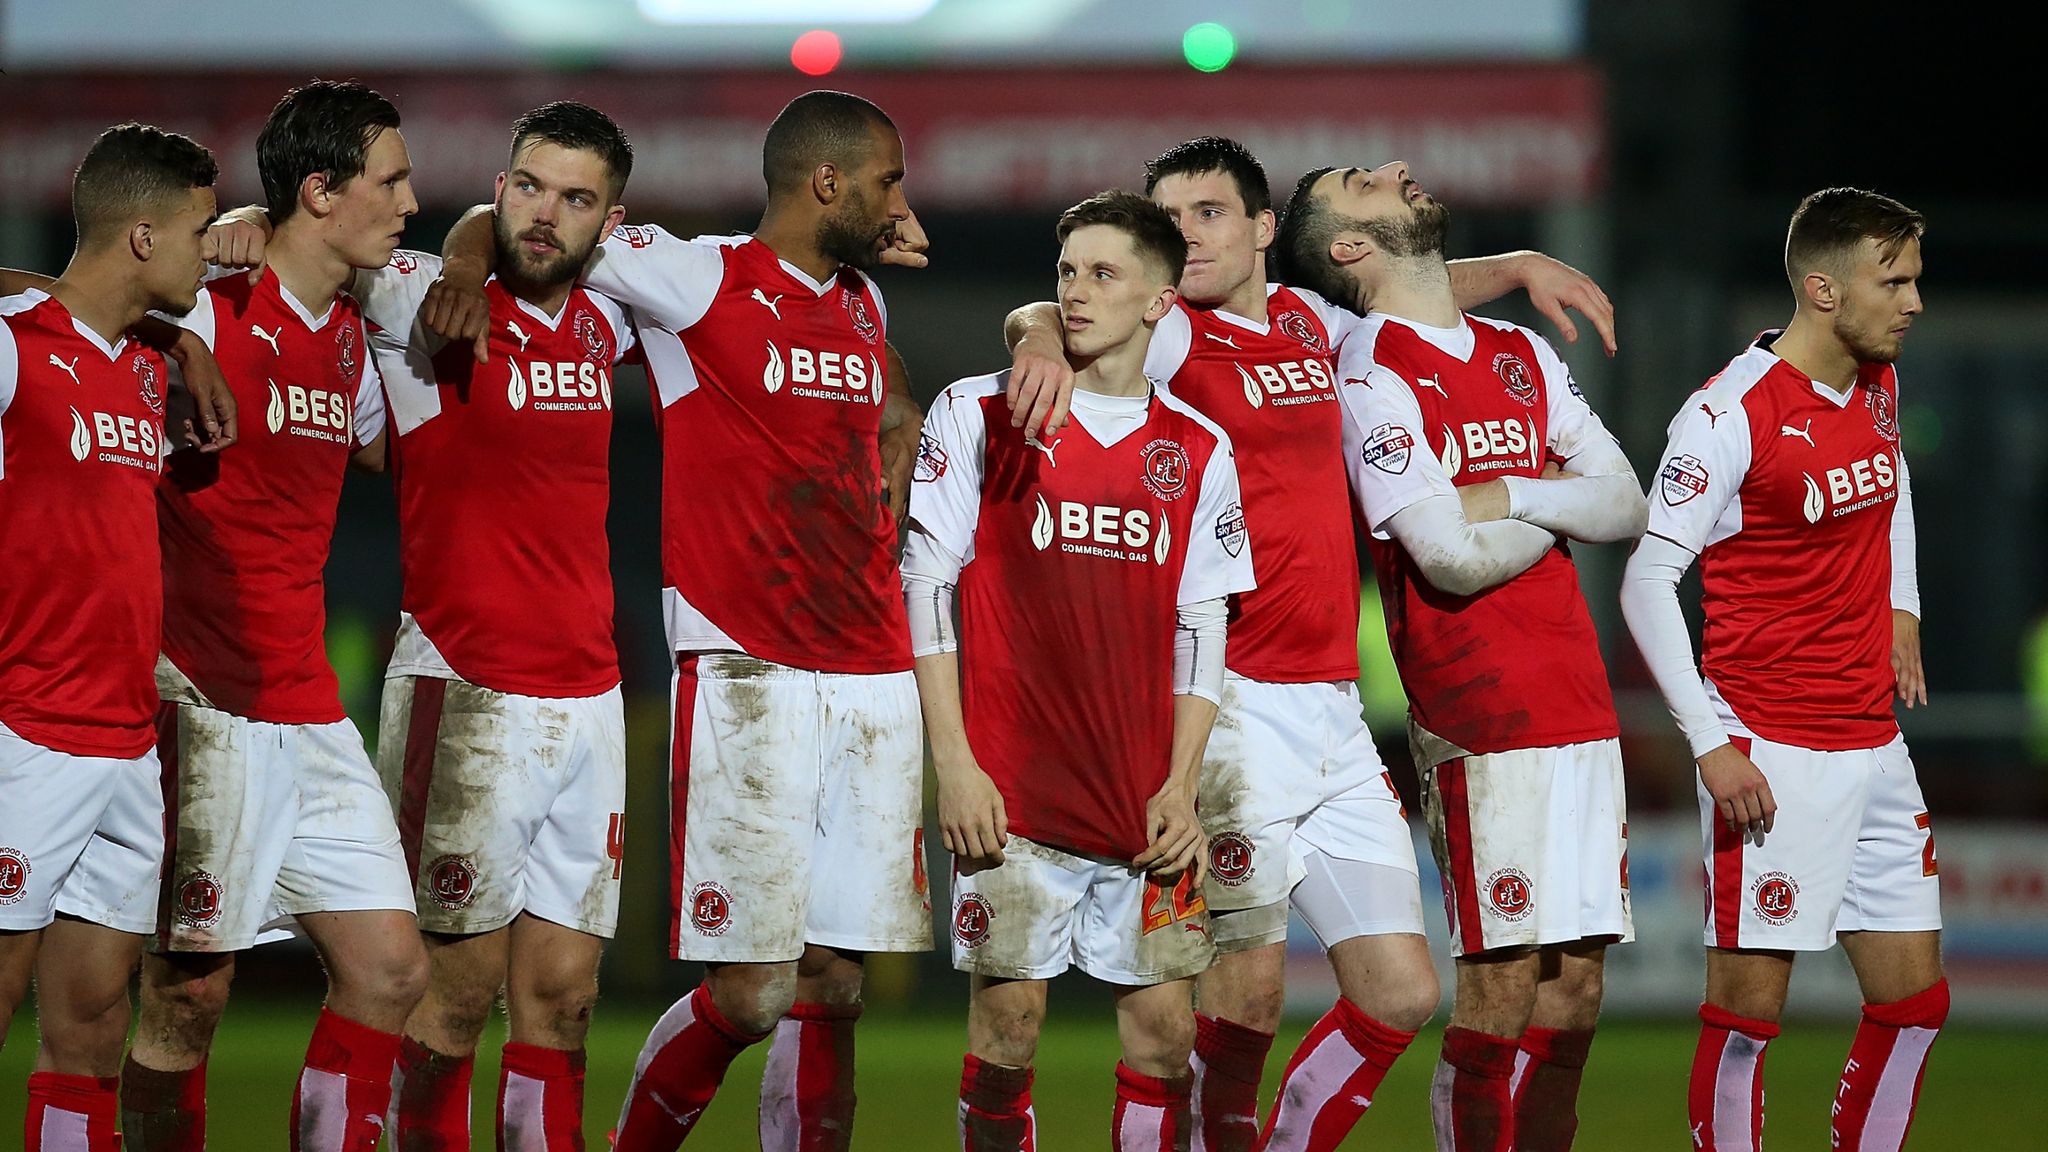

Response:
(1064, 315), (1091, 332)
(1404, 180), (1427, 201)
(520, 231), (561, 255)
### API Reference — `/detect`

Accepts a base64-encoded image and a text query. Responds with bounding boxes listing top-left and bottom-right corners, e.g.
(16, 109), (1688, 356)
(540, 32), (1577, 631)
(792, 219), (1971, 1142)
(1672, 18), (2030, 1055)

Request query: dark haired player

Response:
(1623, 188), (1943, 1152)
(910, 190), (1252, 1152)
(0, 121), (226, 1152)
(1003, 137), (1617, 1152)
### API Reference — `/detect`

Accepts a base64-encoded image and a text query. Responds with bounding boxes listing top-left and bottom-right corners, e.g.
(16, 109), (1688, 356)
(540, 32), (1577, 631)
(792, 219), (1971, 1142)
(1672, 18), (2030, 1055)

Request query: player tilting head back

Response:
(318, 100), (641, 1152)
(1002, 138), (1622, 1152)
(1622, 189), (1940, 1152)
(0, 122), (221, 1152)
(904, 190), (1254, 1152)
(117, 79), (428, 1152)
(1281, 160), (1648, 1152)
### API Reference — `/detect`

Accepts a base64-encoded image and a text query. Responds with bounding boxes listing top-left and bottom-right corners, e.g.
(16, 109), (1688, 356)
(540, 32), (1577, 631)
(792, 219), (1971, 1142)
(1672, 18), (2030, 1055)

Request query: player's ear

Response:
(1802, 270), (1837, 314)
(299, 171), (333, 220)
(598, 203), (627, 244)
(128, 220), (154, 262)
(1145, 283), (1178, 324)
(493, 171), (509, 204)
(1329, 234), (1372, 269)
(812, 162), (841, 206)
(1252, 208), (1277, 252)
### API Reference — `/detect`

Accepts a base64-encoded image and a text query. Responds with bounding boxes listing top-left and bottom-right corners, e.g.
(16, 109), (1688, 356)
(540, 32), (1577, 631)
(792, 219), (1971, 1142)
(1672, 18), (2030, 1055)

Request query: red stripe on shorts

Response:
(1709, 735), (1753, 949)
(397, 678), (447, 882)
(668, 655), (701, 954)
(153, 703), (182, 947)
(1436, 758), (1485, 953)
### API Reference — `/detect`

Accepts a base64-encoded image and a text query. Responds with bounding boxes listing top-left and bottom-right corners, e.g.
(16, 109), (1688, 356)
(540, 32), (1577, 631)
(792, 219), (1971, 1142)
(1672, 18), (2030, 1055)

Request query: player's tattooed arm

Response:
(1134, 693), (1215, 883)
(424, 205), (497, 364)
(1447, 252), (1617, 357)
(879, 342), (923, 525)
(1000, 301), (1074, 441)
(912, 650), (1009, 874)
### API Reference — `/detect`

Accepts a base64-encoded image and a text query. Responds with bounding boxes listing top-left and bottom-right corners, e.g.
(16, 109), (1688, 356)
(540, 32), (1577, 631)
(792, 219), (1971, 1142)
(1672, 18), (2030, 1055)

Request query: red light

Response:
(791, 30), (842, 76)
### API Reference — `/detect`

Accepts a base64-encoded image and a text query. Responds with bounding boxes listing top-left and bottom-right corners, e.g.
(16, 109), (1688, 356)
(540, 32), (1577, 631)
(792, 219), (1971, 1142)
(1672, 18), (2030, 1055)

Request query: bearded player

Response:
(1001, 137), (1618, 1152)
(909, 191), (1253, 1152)
(1279, 160), (1647, 1152)
(1622, 188), (1943, 1152)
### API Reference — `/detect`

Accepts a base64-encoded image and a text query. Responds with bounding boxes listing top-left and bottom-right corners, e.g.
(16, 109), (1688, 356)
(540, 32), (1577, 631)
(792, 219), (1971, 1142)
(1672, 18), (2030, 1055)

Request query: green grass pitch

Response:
(5, 1002), (2043, 1148)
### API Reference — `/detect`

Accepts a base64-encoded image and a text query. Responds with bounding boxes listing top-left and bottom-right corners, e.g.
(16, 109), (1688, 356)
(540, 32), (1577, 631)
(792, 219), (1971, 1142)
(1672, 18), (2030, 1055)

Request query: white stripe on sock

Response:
(1265, 1030), (1364, 1152)
(1857, 1026), (1938, 1152)
(1430, 1056), (1459, 1152)
(37, 1105), (91, 1152)
(759, 1017), (804, 1152)
(298, 1066), (350, 1152)
(1509, 1048), (1533, 1097)
(618, 992), (702, 1132)
(1712, 1031), (1767, 1152)
(1117, 1102), (1165, 1152)
(502, 1068), (547, 1152)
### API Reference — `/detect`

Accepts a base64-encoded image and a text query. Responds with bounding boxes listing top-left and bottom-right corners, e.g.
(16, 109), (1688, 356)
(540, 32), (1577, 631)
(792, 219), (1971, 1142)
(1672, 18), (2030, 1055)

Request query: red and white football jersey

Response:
(909, 375), (1255, 859)
(1339, 313), (1620, 755)
(356, 252), (634, 698)
(581, 227), (908, 673)
(158, 270), (386, 723)
(1143, 286), (1359, 683)
(0, 290), (168, 757)
(1646, 334), (1908, 750)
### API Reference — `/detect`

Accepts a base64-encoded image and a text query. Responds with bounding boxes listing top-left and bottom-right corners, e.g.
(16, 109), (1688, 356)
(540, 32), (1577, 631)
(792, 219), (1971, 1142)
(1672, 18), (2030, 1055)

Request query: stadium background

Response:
(3, 1), (2043, 1146)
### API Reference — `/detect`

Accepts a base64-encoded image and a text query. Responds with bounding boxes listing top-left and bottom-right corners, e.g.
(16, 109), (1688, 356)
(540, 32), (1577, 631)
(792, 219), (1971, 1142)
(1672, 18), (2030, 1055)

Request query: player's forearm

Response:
(911, 651), (975, 771)
(1620, 535), (1731, 757)
(1003, 301), (1062, 354)
(1502, 472), (1649, 543)
(0, 267), (53, 296)
(882, 342), (921, 434)
(1446, 252), (1534, 312)
(1387, 493), (1556, 597)
(1165, 692), (1220, 798)
(441, 204), (499, 281)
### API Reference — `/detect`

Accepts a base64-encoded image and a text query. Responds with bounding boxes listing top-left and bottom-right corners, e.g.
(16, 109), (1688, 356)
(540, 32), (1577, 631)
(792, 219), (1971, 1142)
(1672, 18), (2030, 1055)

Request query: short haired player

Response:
(1621, 188), (1943, 1152)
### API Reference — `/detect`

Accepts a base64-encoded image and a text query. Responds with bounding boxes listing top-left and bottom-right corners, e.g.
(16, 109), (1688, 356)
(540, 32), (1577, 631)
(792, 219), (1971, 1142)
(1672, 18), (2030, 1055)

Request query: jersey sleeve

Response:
(1144, 305), (1193, 383)
(584, 290), (638, 364)
(902, 381), (991, 578)
(1890, 445), (1919, 617)
(0, 318), (17, 423)
(1290, 286), (1365, 352)
(579, 225), (727, 333)
(351, 252), (443, 350)
(1336, 340), (1456, 535)
(1643, 392), (1752, 555)
(161, 288), (220, 352)
(1179, 437), (1256, 605)
(855, 270), (889, 334)
(351, 343), (388, 448)
(1530, 335), (1631, 477)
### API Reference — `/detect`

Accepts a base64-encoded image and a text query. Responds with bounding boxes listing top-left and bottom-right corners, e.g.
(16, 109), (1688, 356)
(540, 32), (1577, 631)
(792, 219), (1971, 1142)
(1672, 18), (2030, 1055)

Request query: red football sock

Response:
(1258, 998), (1415, 1152)
(1429, 1026), (1518, 1152)
(1190, 1012), (1274, 1152)
(1688, 1002), (1779, 1152)
(611, 984), (767, 1151)
(293, 1008), (404, 1152)
(120, 1057), (207, 1152)
(1112, 1062), (1194, 1152)
(760, 1000), (861, 1152)
(499, 1042), (587, 1152)
(25, 1072), (120, 1152)
(1831, 978), (1948, 1152)
(1508, 1025), (1595, 1152)
(959, 1053), (1036, 1152)
(389, 1036), (474, 1151)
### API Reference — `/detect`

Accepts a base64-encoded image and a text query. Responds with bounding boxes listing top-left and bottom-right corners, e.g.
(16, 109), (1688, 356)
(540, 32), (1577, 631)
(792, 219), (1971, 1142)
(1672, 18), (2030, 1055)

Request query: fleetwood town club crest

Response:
(1752, 871), (1799, 925)
(953, 893), (994, 946)
(690, 882), (733, 935)
(1275, 310), (1326, 353)
(1494, 352), (1538, 406)
(0, 847), (30, 904)
(1141, 439), (1190, 501)
(176, 870), (224, 927)
(1486, 867), (1534, 922)
(427, 855), (479, 910)
(336, 322), (360, 381)
(1868, 385), (1899, 442)
(843, 291), (881, 345)
(574, 310), (611, 362)
(134, 353), (163, 414)
(1208, 831), (1255, 887)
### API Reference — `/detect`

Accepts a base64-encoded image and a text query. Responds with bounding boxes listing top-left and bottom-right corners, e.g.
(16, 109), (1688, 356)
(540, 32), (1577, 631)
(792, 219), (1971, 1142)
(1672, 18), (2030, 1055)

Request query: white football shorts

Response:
(1701, 732), (1941, 951)
(376, 675), (627, 938)
(668, 653), (931, 963)
(0, 719), (163, 935)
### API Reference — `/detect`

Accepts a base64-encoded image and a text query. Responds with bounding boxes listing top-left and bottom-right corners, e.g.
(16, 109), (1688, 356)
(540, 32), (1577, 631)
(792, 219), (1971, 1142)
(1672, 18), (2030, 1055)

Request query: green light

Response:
(1183, 22), (1236, 72)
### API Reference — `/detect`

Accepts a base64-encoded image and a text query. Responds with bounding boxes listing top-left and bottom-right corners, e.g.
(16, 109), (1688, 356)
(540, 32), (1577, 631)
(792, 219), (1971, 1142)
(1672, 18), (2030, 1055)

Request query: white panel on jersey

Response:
(638, 323), (705, 408)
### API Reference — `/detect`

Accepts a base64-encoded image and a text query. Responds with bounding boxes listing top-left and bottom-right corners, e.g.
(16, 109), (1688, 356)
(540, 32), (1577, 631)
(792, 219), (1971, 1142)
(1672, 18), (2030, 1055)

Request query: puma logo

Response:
(1699, 402), (1723, 427)
(1779, 418), (1815, 447)
(1416, 374), (1448, 399)
(1202, 332), (1240, 349)
(250, 324), (282, 356)
(751, 289), (784, 320)
(1025, 434), (1060, 466)
(506, 319), (531, 353)
(47, 354), (81, 386)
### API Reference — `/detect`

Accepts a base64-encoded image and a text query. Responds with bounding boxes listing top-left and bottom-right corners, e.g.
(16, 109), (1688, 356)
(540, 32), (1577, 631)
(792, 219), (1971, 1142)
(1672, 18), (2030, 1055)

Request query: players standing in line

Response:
(117, 82), (426, 1152)
(1280, 160), (1648, 1152)
(0, 123), (231, 1152)
(1621, 189), (1943, 1152)
(1001, 137), (1617, 1152)
(907, 191), (1254, 1152)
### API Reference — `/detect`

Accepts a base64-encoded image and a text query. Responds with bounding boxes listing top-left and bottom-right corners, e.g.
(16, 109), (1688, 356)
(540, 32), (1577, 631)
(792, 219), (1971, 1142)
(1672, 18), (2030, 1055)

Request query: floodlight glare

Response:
(1183, 22), (1236, 72)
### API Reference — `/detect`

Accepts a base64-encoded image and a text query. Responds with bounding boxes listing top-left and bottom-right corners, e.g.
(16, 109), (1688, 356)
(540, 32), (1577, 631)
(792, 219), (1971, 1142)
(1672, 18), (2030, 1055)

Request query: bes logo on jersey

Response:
(842, 290), (881, 346)
(0, 847), (30, 905)
(336, 322), (360, 382)
(69, 405), (163, 469)
(1141, 438), (1190, 501)
(762, 342), (883, 405)
(1800, 450), (1897, 524)
(1275, 310), (1327, 353)
(1752, 871), (1799, 925)
(1660, 454), (1710, 506)
(1494, 352), (1538, 407)
(1486, 867), (1535, 922)
(690, 882), (733, 936)
(265, 379), (351, 442)
(133, 353), (163, 414)
(1234, 359), (1333, 409)
(574, 310), (612, 363)
(508, 360), (613, 413)
(1360, 422), (1414, 474)
(175, 871), (224, 927)
(953, 893), (994, 947)
(1444, 418), (1540, 478)
(1032, 495), (1170, 564)
(1868, 386), (1899, 442)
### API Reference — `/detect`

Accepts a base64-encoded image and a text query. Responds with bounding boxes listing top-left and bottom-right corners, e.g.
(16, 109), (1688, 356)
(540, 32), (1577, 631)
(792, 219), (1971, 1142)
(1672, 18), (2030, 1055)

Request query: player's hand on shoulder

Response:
(207, 206), (272, 284)
(1698, 741), (1775, 845)
(1517, 251), (1616, 357)
(1892, 610), (1928, 708)
(156, 326), (236, 453)
(1135, 781), (1206, 884)
(422, 257), (493, 363)
(935, 753), (1008, 874)
(1006, 332), (1074, 441)
(876, 209), (930, 270)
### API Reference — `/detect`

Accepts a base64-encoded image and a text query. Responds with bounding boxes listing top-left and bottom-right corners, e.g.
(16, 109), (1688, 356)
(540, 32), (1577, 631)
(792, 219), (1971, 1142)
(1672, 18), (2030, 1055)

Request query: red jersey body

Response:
(1345, 314), (1619, 755)
(1648, 335), (1905, 749)
(0, 291), (168, 757)
(1146, 287), (1358, 682)
(584, 228), (908, 673)
(158, 270), (385, 723)
(906, 375), (1254, 860)
(357, 254), (632, 698)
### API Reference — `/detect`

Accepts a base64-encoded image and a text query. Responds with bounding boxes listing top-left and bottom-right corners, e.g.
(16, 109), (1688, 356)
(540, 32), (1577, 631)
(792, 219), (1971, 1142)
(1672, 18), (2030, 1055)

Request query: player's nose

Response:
(1374, 160), (1409, 184)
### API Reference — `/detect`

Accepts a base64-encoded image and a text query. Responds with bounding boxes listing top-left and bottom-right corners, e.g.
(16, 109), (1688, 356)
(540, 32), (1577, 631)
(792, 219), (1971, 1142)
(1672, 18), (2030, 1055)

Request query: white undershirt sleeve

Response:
(1890, 448), (1919, 618)
(900, 378), (993, 656)
(1174, 597), (1228, 704)
(1499, 334), (1648, 543)
(579, 226), (728, 333)
(1382, 494), (1558, 598)
(1620, 532), (1730, 757)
